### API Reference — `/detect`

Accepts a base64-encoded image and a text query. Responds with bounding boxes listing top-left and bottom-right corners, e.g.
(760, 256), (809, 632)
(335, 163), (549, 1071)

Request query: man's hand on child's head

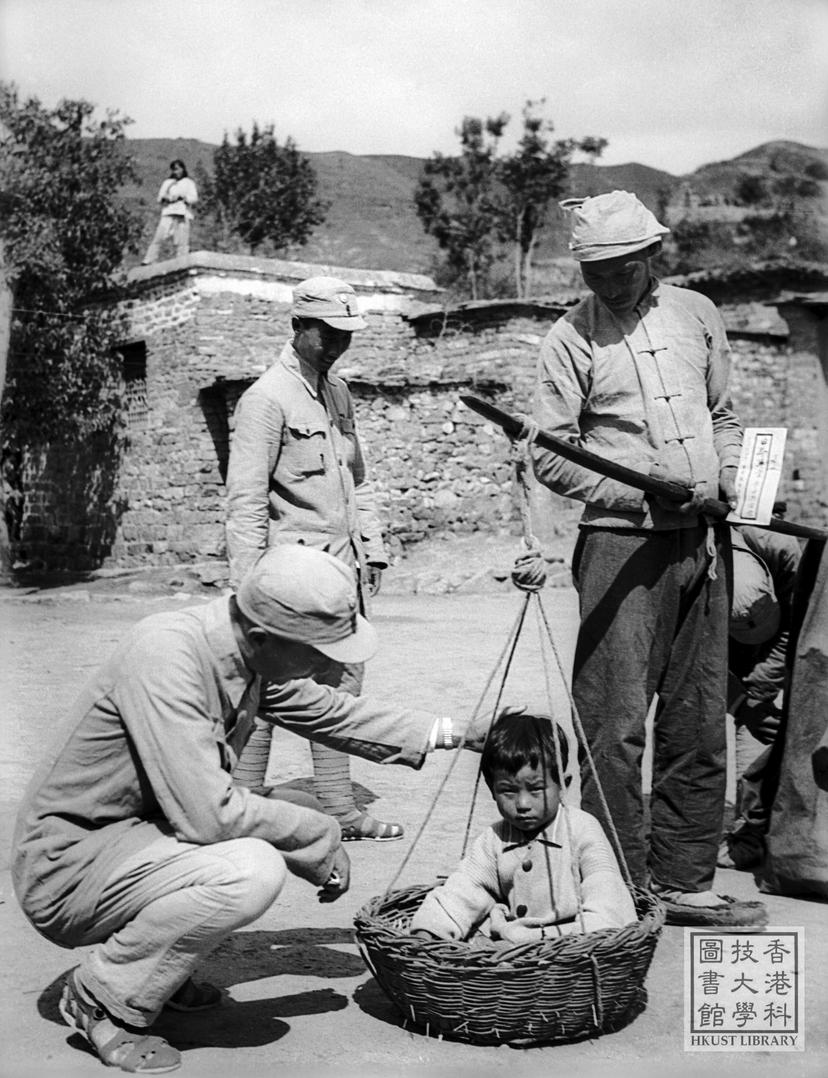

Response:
(456, 717), (489, 753)
(460, 706), (528, 753)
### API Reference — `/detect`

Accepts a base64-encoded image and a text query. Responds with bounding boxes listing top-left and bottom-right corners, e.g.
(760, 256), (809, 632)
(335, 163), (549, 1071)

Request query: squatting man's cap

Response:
(560, 189), (670, 262)
(730, 545), (781, 646)
(236, 544), (378, 663)
(291, 276), (367, 331)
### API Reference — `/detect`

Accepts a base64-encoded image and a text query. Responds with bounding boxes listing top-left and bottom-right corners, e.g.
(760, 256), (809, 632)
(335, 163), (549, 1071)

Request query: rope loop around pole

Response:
(507, 414), (547, 593)
(511, 540), (547, 592)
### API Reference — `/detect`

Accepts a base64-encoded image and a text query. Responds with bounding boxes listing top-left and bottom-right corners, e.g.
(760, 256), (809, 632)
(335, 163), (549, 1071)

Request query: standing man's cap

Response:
(730, 546), (780, 646)
(291, 276), (367, 330)
(560, 190), (670, 262)
(236, 545), (378, 663)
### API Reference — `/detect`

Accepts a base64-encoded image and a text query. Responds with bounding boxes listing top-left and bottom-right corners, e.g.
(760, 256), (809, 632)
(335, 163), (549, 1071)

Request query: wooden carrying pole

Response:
(460, 394), (828, 543)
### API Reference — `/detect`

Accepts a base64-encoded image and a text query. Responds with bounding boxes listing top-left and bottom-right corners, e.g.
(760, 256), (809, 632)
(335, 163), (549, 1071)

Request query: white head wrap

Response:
(560, 190), (669, 262)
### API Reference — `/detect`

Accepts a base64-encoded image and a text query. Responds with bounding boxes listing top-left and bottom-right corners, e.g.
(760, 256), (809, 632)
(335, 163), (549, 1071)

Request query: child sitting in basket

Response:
(410, 709), (636, 945)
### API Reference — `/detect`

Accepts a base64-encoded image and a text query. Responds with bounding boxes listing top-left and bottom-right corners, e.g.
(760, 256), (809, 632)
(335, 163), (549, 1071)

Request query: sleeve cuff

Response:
(427, 716), (454, 751)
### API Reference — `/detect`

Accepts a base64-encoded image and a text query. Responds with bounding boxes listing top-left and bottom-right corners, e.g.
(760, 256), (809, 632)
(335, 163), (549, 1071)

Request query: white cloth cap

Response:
(236, 544), (377, 662)
(561, 190), (670, 262)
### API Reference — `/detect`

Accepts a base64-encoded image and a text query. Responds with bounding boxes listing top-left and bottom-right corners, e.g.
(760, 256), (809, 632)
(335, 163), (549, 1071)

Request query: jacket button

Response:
(516, 904), (528, 917)
(522, 859), (533, 872)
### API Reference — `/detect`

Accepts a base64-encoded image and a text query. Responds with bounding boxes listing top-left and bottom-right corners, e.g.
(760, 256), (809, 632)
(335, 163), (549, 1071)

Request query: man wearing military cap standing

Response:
(226, 276), (402, 841)
(530, 190), (767, 926)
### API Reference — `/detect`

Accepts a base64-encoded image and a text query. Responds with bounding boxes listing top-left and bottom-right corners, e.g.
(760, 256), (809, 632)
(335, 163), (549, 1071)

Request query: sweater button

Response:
(516, 904), (528, 917)
(522, 859), (533, 872)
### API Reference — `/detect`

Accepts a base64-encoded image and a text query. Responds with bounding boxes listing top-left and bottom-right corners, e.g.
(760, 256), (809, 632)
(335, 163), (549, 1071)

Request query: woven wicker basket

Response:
(354, 882), (664, 1046)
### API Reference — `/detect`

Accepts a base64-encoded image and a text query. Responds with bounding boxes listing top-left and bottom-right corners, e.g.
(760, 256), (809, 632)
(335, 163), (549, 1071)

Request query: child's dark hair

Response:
(169, 158), (188, 176)
(481, 710), (569, 787)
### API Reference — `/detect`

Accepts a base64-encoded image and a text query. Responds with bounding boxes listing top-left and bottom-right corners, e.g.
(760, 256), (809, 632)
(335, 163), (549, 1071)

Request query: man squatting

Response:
(13, 545), (471, 1073)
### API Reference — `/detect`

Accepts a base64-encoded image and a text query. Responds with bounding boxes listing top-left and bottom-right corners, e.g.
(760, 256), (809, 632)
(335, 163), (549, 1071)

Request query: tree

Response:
(415, 115), (508, 300)
(734, 172), (768, 206)
(0, 237), (12, 576)
(0, 83), (143, 570)
(415, 106), (606, 300)
(496, 101), (606, 298)
(197, 123), (328, 254)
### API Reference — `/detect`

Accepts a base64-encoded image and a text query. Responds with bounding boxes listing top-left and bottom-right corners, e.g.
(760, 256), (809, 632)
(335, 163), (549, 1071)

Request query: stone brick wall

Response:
(728, 337), (827, 527)
(14, 253), (827, 572)
(343, 305), (582, 556)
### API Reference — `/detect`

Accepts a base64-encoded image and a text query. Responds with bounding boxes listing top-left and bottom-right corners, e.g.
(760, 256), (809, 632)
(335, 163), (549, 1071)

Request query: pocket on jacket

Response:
(284, 421), (327, 476)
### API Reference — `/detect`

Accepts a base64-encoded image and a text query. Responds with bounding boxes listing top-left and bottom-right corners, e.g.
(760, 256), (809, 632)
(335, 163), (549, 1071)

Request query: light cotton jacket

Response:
(157, 177), (198, 220)
(410, 806), (636, 940)
(532, 280), (742, 530)
(13, 596), (435, 947)
(225, 342), (387, 590)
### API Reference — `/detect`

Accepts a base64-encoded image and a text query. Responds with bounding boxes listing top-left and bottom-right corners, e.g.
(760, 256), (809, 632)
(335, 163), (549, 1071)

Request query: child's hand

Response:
(496, 922), (541, 945)
(489, 904), (545, 944)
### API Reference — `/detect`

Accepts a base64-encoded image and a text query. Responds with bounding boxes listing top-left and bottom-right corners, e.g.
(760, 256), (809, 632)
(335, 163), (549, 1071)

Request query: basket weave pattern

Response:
(355, 883), (665, 1046)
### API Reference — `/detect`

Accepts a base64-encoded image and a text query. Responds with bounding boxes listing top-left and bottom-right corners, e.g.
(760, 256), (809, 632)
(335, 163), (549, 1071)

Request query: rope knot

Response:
(511, 540), (547, 592)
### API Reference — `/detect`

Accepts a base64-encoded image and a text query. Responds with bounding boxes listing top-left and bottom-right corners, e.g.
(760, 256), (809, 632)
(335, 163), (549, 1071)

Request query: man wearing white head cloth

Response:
(531, 190), (766, 926)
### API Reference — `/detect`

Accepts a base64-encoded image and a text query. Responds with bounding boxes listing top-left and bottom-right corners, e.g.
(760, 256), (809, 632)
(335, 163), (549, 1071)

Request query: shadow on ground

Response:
(37, 926), (362, 1056)
(270, 777), (382, 816)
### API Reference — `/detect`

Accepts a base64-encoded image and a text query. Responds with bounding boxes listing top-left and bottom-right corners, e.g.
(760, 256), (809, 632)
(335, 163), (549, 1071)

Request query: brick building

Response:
(14, 252), (828, 571)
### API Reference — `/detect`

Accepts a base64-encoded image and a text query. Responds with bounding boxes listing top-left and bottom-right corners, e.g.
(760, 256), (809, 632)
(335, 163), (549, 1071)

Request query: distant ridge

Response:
(122, 138), (825, 274)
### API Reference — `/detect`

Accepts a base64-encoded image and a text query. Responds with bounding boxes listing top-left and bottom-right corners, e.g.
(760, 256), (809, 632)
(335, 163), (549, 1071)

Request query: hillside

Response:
(122, 137), (677, 273)
(122, 137), (826, 277)
(686, 140), (828, 202)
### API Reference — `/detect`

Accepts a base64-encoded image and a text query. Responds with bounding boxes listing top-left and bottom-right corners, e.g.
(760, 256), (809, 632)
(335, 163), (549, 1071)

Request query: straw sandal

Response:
(164, 977), (222, 1013)
(339, 813), (404, 842)
(59, 968), (181, 1073)
(654, 889), (768, 927)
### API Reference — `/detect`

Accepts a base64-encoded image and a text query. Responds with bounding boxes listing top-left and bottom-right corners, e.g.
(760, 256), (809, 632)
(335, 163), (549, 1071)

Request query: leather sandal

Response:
(165, 977), (222, 1013)
(59, 968), (181, 1073)
(339, 813), (404, 842)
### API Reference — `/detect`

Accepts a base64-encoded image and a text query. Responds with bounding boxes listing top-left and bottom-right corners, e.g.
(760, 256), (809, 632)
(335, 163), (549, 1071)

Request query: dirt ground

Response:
(1, 544), (826, 1078)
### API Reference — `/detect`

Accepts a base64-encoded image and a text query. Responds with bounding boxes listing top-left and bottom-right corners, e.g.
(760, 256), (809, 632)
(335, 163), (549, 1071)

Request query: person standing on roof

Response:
(142, 159), (198, 264)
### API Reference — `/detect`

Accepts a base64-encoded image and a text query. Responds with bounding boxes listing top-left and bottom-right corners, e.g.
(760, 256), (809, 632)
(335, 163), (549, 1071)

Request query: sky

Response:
(1, 0), (827, 176)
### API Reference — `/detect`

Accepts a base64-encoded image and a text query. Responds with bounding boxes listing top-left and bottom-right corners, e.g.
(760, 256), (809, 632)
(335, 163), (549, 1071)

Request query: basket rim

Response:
(354, 881), (664, 969)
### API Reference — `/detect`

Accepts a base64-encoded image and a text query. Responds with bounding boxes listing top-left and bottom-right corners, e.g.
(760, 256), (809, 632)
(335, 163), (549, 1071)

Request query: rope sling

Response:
(353, 419), (664, 1046)
(385, 421), (634, 902)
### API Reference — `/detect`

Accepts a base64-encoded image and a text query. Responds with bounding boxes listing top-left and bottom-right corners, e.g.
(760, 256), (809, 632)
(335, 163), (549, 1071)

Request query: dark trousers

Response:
(573, 524), (731, 892)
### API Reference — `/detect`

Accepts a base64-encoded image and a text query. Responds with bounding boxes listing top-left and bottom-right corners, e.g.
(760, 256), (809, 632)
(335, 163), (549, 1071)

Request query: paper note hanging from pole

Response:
(727, 427), (787, 526)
